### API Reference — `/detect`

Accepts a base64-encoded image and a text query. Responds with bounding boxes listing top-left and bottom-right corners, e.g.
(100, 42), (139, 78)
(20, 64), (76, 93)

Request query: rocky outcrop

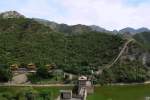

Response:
(0, 11), (25, 19)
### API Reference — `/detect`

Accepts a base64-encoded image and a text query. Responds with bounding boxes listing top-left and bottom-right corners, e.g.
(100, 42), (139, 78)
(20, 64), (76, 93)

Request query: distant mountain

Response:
(137, 27), (150, 33)
(119, 27), (136, 34)
(34, 18), (116, 35)
(0, 11), (25, 19)
(33, 18), (59, 31)
(1, 11), (148, 35)
(119, 27), (150, 34)
(89, 25), (108, 32)
(34, 18), (150, 35)
(34, 18), (93, 34)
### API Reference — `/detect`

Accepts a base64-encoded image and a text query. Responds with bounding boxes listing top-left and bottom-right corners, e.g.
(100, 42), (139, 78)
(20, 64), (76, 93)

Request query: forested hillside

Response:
(0, 17), (124, 73)
(0, 11), (149, 84)
(134, 32), (150, 49)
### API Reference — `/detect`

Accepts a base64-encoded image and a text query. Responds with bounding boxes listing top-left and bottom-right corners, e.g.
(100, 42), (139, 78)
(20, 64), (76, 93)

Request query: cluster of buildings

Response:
(10, 64), (94, 100)
(10, 63), (56, 73)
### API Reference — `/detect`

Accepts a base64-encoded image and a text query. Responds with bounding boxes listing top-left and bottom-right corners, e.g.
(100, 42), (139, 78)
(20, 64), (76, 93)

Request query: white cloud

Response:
(7, 0), (150, 30)
(19, 0), (65, 22)
(54, 0), (150, 30)
(19, 0), (53, 17)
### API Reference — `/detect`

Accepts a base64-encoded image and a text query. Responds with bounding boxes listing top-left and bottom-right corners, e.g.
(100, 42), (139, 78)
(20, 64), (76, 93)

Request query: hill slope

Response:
(134, 32), (150, 49)
(0, 11), (150, 83)
(0, 16), (124, 70)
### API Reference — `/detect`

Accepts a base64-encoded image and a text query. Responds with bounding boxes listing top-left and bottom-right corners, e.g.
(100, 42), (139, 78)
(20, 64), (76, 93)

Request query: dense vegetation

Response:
(96, 61), (149, 84)
(0, 64), (12, 82)
(28, 67), (54, 83)
(134, 32), (150, 49)
(0, 18), (124, 73)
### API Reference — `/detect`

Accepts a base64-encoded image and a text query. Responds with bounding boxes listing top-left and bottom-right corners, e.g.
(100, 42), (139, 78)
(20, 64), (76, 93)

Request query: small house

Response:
(10, 64), (19, 70)
(60, 90), (72, 100)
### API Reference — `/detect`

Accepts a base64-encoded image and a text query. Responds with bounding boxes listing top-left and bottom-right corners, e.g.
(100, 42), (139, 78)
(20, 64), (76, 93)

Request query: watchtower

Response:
(78, 76), (87, 87)
(78, 76), (94, 94)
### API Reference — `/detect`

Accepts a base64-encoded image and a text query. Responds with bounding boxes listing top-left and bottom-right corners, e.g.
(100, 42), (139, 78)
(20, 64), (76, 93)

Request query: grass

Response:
(0, 84), (150, 100)
(0, 86), (72, 100)
(87, 84), (150, 100)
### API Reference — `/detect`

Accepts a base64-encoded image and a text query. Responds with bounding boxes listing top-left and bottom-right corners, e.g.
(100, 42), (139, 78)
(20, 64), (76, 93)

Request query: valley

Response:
(0, 10), (149, 100)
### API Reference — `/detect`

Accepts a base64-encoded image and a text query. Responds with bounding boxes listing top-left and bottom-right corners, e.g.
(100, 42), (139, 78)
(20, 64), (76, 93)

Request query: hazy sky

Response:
(0, 0), (150, 30)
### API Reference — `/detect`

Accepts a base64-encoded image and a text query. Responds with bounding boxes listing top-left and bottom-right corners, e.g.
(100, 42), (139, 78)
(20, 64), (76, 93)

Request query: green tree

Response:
(0, 64), (12, 82)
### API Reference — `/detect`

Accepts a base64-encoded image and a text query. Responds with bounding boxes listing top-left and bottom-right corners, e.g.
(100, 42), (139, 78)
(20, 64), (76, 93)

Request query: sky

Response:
(0, 0), (150, 30)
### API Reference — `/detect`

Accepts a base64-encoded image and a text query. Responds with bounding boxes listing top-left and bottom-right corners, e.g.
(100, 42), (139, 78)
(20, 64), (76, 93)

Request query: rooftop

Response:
(78, 76), (87, 80)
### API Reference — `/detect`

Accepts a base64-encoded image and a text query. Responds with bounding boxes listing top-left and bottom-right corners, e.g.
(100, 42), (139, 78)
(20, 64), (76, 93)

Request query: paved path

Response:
(0, 81), (150, 87)
(0, 84), (74, 87)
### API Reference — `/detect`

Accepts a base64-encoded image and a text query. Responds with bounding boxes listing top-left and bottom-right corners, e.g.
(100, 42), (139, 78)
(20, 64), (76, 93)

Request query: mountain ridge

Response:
(0, 11), (150, 34)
